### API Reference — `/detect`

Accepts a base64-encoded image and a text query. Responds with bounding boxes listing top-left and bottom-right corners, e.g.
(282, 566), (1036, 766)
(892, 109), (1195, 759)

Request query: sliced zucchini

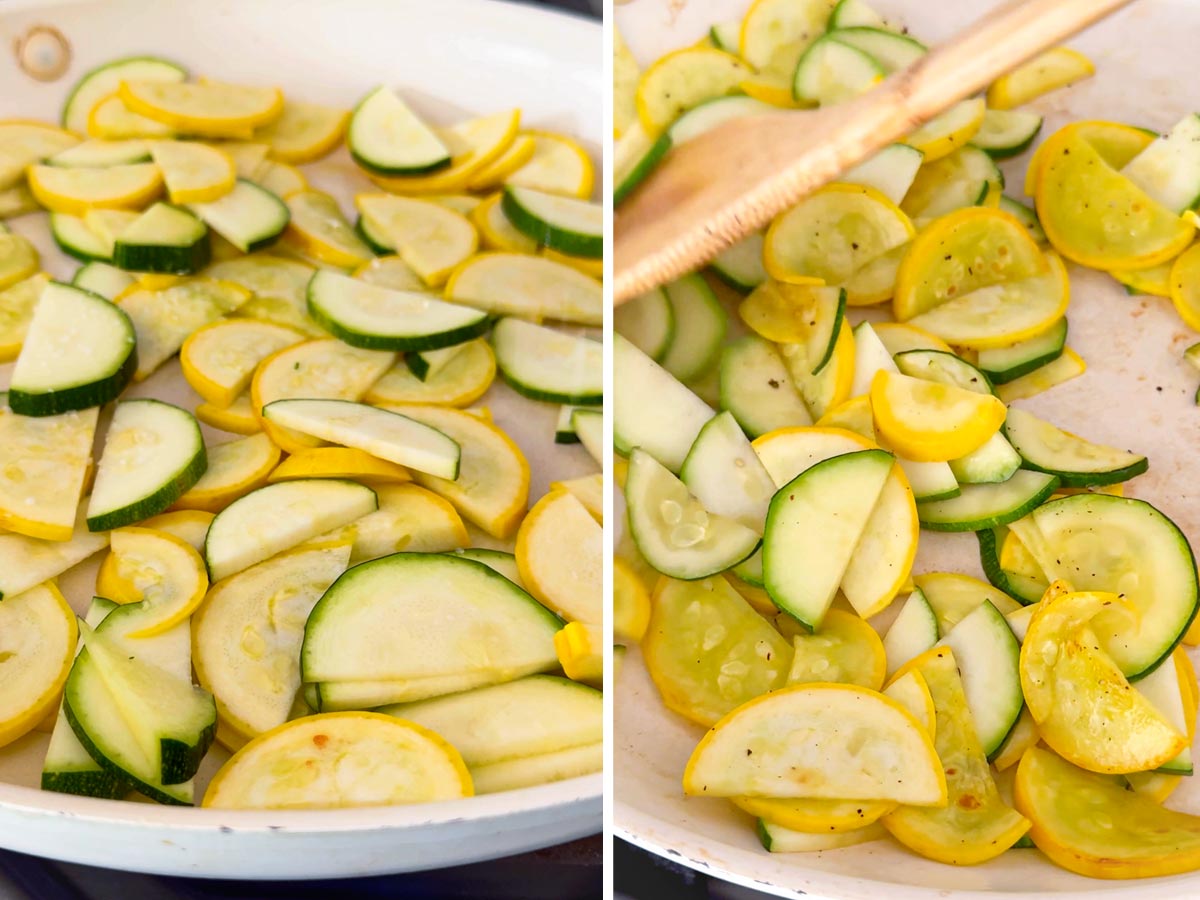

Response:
(949, 432), (1022, 485)
(48, 139), (149, 169)
(917, 469), (1058, 532)
(659, 274), (727, 383)
(613, 122), (670, 205)
(709, 232), (768, 292)
(626, 448), (760, 580)
(309, 671), (502, 713)
(764, 449), (894, 629)
(680, 411), (776, 531)
(614, 287), (674, 362)
(828, 0), (893, 29)
(667, 96), (775, 145)
(977, 527), (1046, 606)
(830, 27), (926, 71)
(49, 213), (112, 263)
(843, 143), (924, 205)
(61, 57), (186, 135)
(1003, 407), (1149, 487)
(501, 187), (600, 259)
(188, 179), (289, 253)
(719, 335), (812, 438)
(65, 606), (212, 803)
(1136, 654), (1193, 775)
(72, 261), (136, 301)
(113, 203), (210, 274)
(894, 349), (994, 395)
(491, 318), (601, 405)
(348, 86), (450, 176)
(999, 195), (1048, 245)
(306, 268), (487, 352)
(406, 343), (467, 382)
(572, 408), (603, 466)
(553, 404), (581, 444)
(445, 253), (601, 326)
(42, 598), (128, 799)
(193, 543), (351, 740)
(347, 482), (468, 564)
(8, 281), (136, 417)
(354, 212), (392, 254)
(381, 675), (600, 792)
(1028, 494), (1198, 679)
(897, 457), (960, 503)
(976, 318), (1067, 384)
(263, 399), (460, 480)
(792, 35), (884, 105)
(901, 145), (1004, 227)
(118, 278), (250, 381)
(87, 400), (206, 531)
(302, 553), (560, 683)
(973, 109), (1043, 159)
(205, 479), (377, 582)
(882, 588), (939, 677)
(936, 600), (1022, 758)
(614, 334), (714, 472)
(757, 820), (886, 853)
(1121, 114), (1200, 213)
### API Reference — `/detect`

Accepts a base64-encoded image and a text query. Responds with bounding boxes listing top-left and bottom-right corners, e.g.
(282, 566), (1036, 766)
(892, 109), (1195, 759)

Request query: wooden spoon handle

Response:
(896, 0), (1131, 115)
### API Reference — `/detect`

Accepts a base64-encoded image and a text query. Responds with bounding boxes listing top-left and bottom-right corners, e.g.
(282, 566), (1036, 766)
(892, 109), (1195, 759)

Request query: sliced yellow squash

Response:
(120, 80), (284, 137)
(0, 404), (96, 541)
(285, 190), (373, 269)
(516, 490), (601, 625)
(0, 582), (77, 748)
(148, 140), (236, 204)
(504, 130), (596, 198)
(255, 100), (348, 164)
(94, 527), (208, 638)
(174, 433), (280, 513)
(268, 447), (411, 486)
(870, 369), (1007, 462)
(362, 338), (495, 407)
(27, 162), (162, 214)
(987, 47), (1095, 110)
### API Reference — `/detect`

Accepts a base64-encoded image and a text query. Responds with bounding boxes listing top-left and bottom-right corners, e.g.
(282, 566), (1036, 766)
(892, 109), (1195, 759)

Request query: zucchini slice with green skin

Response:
(491, 317), (601, 405)
(680, 411), (775, 531)
(764, 449), (894, 629)
(719, 335), (812, 438)
(1136, 654), (1193, 775)
(977, 528), (1046, 606)
(976, 318), (1067, 384)
(50, 213), (112, 263)
(614, 123), (670, 205)
(61, 56), (186, 135)
(614, 286), (674, 362)
(882, 588), (939, 677)
(348, 86), (450, 177)
(501, 187), (601, 259)
(554, 404), (581, 444)
(72, 262), (136, 301)
(793, 35), (884, 105)
(614, 333), (714, 472)
(973, 108), (1043, 159)
(916, 469), (1058, 532)
(262, 399), (461, 480)
(829, 27), (926, 71)
(301, 553), (561, 683)
(894, 349), (995, 395)
(709, 232), (767, 293)
(64, 602), (211, 804)
(354, 213), (392, 255)
(405, 343), (467, 382)
(936, 600), (1023, 759)
(949, 432), (1022, 485)
(658, 274), (727, 383)
(625, 448), (760, 581)
(1002, 406), (1149, 487)
(1027, 494), (1199, 679)
(188, 179), (289, 253)
(8, 281), (137, 417)
(708, 20), (741, 53)
(1121, 113), (1200, 213)
(452, 548), (524, 586)
(87, 400), (207, 531)
(112, 203), (210, 274)
(307, 269), (489, 352)
(998, 195), (1048, 245)
(667, 96), (774, 145)
(42, 598), (130, 800)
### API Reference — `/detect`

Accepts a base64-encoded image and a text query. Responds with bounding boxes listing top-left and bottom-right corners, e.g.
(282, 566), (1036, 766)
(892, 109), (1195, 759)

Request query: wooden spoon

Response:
(614, 0), (1135, 303)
